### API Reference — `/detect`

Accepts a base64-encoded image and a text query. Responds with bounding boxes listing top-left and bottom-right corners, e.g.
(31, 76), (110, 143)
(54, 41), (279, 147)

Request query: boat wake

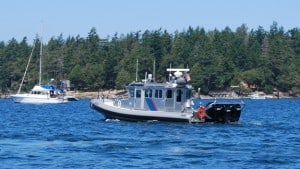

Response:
(105, 119), (120, 122)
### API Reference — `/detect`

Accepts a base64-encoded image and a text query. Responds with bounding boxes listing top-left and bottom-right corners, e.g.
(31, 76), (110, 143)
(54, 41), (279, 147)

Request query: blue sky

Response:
(1, 0), (299, 43)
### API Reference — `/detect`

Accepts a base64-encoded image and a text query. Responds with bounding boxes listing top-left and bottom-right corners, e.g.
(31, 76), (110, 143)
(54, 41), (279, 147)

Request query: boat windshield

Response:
(145, 89), (152, 98)
(154, 89), (163, 98)
(186, 89), (192, 99)
(129, 88), (134, 98)
(166, 90), (172, 98)
(176, 90), (182, 102)
(136, 90), (141, 98)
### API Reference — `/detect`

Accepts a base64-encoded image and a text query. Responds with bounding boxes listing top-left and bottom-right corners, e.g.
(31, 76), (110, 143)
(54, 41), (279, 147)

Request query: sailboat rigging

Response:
(11, 37), (68, 104)
(17, 40), (36, 94)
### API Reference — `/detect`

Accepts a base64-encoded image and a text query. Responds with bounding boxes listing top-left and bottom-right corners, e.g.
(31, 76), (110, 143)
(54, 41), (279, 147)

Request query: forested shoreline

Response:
(0, 22), (299, 96)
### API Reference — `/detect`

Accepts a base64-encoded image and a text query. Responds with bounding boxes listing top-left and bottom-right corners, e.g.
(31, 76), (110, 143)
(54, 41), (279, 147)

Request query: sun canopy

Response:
(31, 85), (54, 92)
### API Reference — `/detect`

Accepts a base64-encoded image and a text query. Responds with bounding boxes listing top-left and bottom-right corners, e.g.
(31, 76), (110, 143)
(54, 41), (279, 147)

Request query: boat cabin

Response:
(30, 85), (63, 98)
(121, 69), (193, 112)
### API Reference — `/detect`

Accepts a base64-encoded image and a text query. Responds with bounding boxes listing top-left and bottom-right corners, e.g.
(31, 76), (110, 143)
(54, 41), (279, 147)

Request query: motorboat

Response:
(91, 68), (243, 123)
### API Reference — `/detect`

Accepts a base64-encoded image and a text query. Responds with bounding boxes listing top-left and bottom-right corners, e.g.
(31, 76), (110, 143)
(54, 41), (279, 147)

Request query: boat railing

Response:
(111, 97), (175, 111)
(99, 92), (195, 112)
(113, 98), (132, 109)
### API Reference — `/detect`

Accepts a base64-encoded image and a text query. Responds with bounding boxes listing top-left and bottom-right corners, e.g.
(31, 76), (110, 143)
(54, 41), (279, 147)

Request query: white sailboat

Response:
(11, 37), (68, 104)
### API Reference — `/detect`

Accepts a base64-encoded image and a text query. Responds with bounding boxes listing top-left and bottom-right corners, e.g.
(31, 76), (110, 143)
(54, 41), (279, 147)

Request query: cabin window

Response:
(145, 89), (152, 98)
(155, 89), (163, 98)
(176, 90), (182, 102)
(129, 89), (134, 98)
(186, 90), (191, 99)
(136, 89), (141, 98)
(166, 89), (173, 98)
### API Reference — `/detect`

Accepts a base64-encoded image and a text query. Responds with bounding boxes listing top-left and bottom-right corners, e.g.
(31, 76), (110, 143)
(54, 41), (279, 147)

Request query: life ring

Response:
(196, 105), (207, 119)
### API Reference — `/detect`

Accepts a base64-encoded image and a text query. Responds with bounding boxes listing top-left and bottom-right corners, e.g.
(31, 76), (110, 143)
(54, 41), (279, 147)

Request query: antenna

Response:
(168, 63), (172, 81)
(135, 58), (138, 81)
(153, 58), (155, 81)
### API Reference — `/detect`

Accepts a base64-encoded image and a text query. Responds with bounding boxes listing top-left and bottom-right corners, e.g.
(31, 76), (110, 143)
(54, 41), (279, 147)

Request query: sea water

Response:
(0, 98), (299, 169)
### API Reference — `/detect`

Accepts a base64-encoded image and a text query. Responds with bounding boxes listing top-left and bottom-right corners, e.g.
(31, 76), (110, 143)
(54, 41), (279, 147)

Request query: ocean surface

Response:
(0, 98), (299, 169)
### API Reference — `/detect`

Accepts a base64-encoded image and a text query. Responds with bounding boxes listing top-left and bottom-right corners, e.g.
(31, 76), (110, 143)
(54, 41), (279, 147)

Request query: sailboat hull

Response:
(11, 94), (67, 104)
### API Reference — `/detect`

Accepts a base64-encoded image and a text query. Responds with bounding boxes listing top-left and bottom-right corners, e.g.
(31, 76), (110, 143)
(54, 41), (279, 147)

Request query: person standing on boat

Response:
(184, 72), (191, 83)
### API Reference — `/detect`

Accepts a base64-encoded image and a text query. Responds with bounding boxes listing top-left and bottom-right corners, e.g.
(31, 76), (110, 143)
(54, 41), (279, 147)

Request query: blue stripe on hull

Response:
(145, 98), (157, 111)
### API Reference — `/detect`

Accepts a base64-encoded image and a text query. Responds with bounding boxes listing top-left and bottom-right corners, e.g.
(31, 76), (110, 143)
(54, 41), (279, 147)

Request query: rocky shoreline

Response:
(64, 90), (125, 99)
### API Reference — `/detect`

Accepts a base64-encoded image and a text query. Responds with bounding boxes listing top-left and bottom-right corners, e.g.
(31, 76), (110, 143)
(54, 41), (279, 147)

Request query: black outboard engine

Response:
(205, 102), (242, 123)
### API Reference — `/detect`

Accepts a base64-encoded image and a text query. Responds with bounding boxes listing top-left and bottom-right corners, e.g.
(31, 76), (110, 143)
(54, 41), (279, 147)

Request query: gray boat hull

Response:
(90, 99), (192, 122)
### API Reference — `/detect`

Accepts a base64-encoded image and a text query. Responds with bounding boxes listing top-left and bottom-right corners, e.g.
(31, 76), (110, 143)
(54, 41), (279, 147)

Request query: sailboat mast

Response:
(39, 36), (42, 85)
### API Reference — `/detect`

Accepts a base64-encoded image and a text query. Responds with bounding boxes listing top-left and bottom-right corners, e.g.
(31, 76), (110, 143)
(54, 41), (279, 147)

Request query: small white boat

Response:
(250, 92), (266, 99)
(91, 68), (243, 123)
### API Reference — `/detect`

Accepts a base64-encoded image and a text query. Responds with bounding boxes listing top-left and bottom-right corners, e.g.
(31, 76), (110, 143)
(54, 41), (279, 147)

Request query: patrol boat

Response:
(90, 68), (243, 123)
